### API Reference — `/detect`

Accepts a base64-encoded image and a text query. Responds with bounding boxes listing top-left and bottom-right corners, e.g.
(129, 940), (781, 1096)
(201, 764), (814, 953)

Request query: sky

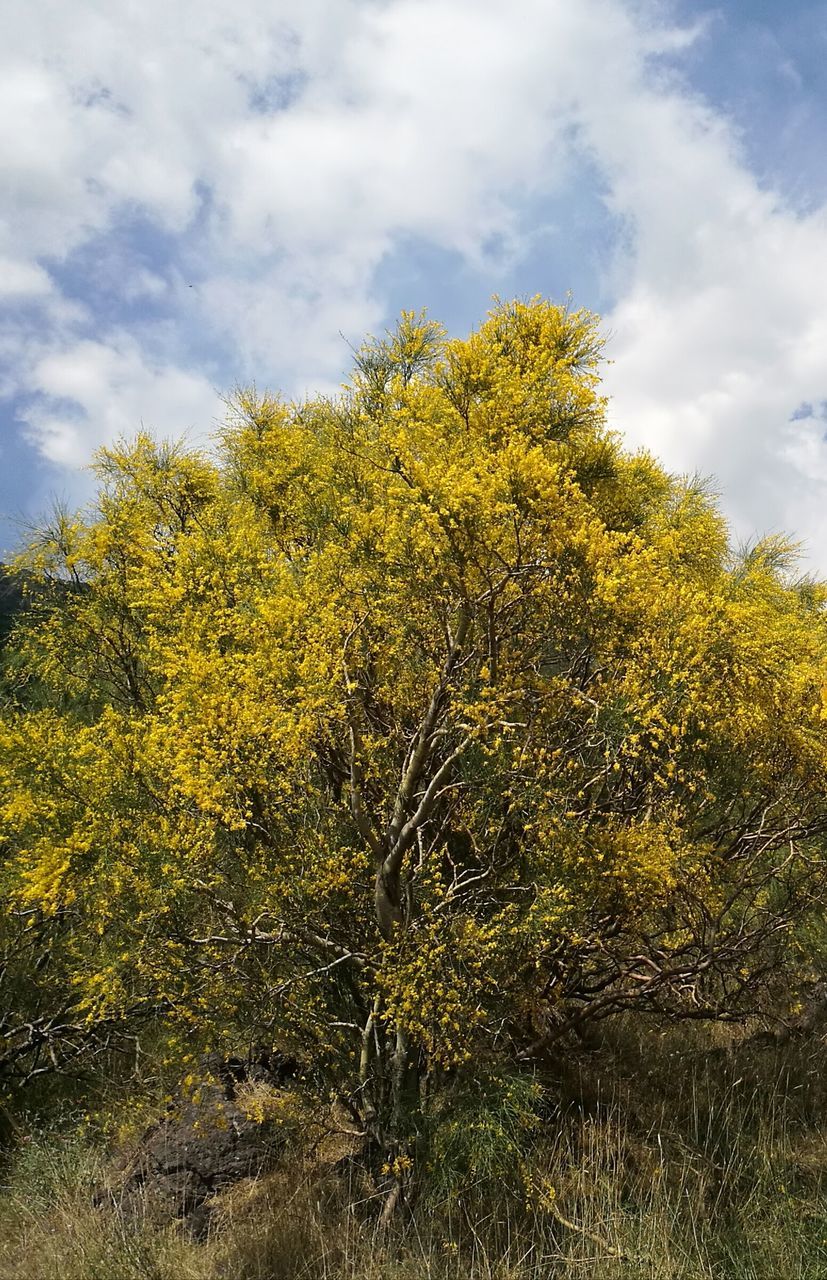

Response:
(2, 0), (827, 566)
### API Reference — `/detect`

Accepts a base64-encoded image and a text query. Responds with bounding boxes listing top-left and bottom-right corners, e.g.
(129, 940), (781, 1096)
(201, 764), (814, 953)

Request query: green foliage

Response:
(425, 1066), (542, 1205)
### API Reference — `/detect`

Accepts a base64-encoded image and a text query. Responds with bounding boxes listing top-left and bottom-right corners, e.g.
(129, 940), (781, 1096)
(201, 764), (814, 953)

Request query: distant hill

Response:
(0, 566), (27, 648)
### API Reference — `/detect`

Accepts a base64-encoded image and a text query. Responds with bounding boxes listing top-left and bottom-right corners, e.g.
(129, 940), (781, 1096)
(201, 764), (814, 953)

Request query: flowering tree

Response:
(3, 299), (827, 1207)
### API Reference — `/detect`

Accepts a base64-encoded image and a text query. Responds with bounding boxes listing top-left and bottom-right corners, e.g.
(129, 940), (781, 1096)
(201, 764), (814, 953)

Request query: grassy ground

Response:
(3, 1024), (827, 1279)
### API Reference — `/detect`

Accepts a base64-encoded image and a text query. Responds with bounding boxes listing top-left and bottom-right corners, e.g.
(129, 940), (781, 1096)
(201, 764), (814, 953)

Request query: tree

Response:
(3, 299), (827, 1210)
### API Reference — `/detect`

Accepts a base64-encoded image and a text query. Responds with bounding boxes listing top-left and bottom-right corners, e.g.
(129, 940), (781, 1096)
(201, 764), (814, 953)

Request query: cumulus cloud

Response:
(2, 0), (827, 563)
(582, 43), (827, 556)
(20, 337), (223, 467)
(0, 258), (53, 300)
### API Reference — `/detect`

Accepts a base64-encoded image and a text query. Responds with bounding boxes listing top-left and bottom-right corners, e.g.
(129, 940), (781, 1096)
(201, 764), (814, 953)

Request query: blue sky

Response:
(2, 0), (827, 564)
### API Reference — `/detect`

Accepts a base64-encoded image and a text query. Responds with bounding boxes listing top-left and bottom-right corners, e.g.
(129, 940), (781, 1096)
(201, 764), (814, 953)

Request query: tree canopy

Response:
(3, 299), (827, 1200)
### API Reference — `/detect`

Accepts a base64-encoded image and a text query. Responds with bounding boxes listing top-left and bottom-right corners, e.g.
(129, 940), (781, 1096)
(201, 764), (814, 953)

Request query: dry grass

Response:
(4, 1026), (827, 1279)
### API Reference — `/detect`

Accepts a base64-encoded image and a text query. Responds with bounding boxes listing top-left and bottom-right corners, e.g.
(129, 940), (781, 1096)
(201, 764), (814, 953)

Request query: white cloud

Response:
(580, 58), (827, 556)
(2, 0), (827, 564)
(22, 337), (223, 467)
(0, 258), (53, 299)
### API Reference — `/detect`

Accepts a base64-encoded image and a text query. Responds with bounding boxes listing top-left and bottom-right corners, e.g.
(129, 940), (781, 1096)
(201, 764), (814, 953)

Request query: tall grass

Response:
(3, 1024), (827, 1279)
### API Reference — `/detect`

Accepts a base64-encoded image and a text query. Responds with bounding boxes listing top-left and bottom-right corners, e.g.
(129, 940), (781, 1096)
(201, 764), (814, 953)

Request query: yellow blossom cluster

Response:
(3, 298), (827, 1094)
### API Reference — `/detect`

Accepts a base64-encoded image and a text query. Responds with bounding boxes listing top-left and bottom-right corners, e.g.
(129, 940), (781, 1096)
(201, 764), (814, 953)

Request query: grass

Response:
(3, 1023), (827, 1278)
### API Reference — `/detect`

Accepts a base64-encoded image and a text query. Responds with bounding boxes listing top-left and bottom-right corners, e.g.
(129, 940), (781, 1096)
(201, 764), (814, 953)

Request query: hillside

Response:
(0, 568), (26, 649)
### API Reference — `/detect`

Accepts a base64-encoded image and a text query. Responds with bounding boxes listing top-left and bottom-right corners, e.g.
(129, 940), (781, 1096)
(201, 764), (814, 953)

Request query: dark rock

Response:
(101, 1054), (299, 1233)
(198, 1048), (298, 1099)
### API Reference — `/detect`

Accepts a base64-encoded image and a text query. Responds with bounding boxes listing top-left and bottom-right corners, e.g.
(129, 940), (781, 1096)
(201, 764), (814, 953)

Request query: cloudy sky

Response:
(2, 0), (827, 565)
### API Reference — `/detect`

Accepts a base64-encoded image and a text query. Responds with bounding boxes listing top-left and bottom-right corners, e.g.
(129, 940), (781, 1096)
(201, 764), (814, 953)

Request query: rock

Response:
(100, 1053), (299, 1234)
(198, 1048), (299, 1098)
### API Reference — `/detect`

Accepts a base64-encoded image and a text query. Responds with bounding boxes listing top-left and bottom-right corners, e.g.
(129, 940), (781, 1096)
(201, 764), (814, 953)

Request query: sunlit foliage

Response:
(3, 299), (827, 1196)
